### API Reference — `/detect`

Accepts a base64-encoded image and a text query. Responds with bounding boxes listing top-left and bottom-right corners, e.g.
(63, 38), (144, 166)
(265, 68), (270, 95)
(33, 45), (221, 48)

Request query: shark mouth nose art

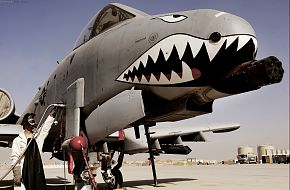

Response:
(116, 34), (257, 85)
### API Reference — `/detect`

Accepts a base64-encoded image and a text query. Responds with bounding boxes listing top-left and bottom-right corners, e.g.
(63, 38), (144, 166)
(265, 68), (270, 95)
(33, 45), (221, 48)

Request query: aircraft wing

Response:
(106, 123), (240, 155)
(150, 123), (240, 142)
(0, 124), (22, 147)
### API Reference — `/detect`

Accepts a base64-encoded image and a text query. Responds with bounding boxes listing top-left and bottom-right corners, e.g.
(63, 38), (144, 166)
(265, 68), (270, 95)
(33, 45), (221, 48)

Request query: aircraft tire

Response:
(111, 169), (123, 190)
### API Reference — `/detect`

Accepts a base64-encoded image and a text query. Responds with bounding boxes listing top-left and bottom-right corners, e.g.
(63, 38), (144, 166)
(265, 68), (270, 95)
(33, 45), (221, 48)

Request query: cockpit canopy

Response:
(74, 3), (148, 50)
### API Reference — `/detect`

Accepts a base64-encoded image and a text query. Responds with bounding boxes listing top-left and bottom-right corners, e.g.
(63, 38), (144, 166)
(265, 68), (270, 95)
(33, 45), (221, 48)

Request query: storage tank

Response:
(257, 145), (275, 163)
(266, 149), (274, 155)
(276, 149), (282, 155)
(238, 146), (254, 155)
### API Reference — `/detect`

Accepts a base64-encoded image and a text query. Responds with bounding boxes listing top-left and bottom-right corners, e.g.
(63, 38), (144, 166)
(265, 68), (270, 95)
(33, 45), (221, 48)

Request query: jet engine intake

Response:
(0, 88), (16, 123)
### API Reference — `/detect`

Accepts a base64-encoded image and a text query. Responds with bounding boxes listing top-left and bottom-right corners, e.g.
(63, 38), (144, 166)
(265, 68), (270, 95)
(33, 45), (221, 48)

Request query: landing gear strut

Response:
(111, 141), (125, 189)
(144, 124), (158, 187)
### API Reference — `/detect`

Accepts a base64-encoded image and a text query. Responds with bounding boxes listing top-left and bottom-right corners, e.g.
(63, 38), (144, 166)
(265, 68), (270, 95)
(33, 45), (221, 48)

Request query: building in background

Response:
(237, 146), (257, 164)
(257, 145), (275, 163)
(237, 145), (289, 164)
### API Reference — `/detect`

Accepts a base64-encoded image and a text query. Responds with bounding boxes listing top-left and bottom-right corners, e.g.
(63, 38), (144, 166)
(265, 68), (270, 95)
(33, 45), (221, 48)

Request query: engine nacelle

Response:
(0, 88), (15, 123)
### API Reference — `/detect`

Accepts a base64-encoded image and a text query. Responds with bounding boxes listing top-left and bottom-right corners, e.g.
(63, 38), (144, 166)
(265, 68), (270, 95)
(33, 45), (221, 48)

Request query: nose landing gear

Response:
(101, 142), (125, 190)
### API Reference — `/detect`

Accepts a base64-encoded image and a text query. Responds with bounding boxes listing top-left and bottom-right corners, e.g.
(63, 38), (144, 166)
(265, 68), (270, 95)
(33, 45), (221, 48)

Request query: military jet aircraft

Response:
(0, 3), (284, 190)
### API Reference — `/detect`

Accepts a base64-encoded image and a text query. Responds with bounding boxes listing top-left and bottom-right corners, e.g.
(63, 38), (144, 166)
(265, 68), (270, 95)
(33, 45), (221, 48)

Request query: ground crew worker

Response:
(11, 108), (59, 190)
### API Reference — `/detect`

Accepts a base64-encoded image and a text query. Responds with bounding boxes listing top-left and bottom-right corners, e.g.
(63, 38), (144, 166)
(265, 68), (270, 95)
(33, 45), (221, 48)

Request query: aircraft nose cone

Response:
(188, 9), (256, 39)
(117, 9), (257, 86)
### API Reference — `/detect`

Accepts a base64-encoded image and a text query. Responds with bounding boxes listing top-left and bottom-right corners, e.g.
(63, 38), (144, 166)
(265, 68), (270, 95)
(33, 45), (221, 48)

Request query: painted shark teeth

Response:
(117, 34), (257, 85)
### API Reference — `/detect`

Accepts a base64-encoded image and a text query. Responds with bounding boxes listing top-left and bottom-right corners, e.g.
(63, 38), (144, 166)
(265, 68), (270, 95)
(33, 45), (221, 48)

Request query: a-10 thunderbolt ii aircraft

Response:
(0, 3), (284, 190)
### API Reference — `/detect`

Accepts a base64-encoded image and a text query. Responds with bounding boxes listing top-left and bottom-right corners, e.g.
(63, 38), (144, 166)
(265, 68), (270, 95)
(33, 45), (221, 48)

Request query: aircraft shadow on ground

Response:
(0, 177), (74, 190)
(46, 176), (71, 184)
(46, 178), (197, 190)
(123, 178), (197, 188)
(0, 177), (196, 190)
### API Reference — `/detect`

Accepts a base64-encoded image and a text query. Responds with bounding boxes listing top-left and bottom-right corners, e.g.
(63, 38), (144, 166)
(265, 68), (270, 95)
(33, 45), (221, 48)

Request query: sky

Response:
(0, 0), (289, 163)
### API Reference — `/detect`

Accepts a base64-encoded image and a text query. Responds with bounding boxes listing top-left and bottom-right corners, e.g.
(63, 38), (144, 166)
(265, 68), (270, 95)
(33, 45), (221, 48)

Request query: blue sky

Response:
(0, 0), (289, 162)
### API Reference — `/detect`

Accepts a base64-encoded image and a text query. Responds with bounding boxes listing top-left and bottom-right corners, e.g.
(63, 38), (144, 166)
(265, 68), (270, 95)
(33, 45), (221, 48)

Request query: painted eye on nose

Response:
(157, 15), (188, 23)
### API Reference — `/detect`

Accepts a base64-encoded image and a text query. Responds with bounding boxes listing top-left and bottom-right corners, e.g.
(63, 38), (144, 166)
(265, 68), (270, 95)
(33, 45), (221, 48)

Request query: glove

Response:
(13, 166), (21, 186)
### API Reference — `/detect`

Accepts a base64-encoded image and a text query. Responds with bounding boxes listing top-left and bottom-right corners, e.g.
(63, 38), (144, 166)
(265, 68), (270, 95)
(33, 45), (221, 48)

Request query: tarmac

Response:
(0, 164), (289, 190)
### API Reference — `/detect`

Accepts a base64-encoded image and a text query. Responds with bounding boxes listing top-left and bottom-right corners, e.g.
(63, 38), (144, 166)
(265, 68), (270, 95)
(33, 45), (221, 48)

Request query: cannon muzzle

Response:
(214, 56), (284, 94)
